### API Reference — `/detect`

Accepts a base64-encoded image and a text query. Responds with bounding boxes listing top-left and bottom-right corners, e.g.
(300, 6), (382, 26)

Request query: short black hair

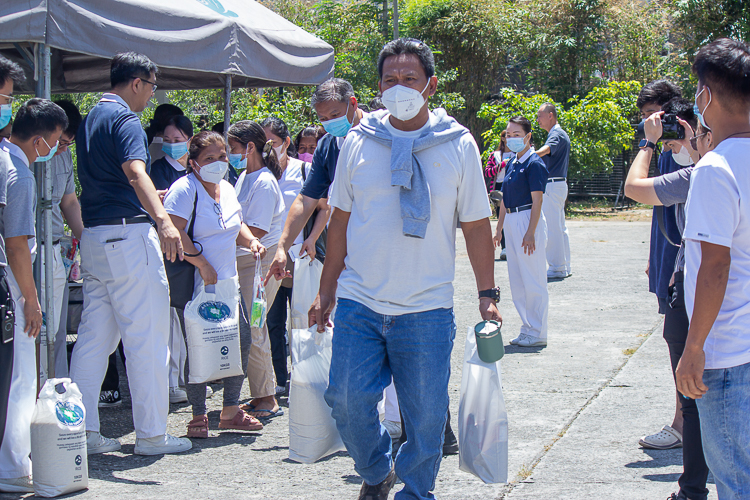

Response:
(377, 38), (435, 80)
(53, 99), (82, 138)
(11, 98), (68, 142)
(110, 52), (158, 89)
(636, 80), (682, 110)
(145, 103), (183, 143)
(211, 122), (225, 135)
(508, 116), (532, 135)
(165, 115), (193, 140)
(661, 97), (698, 131)
(310, 78), (355, 108)
(0, 55), (25, 87)
(693, 38), (750, 108)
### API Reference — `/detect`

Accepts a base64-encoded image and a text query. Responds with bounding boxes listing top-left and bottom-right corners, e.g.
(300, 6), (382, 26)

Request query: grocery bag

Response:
(31, 378), (88, 497)
(250, 257), (267, 328)
(288, 326), (345, 463)
(290, 253), (323, 331)
(458, 326), (508, 483)
(184, 277), (244, 384)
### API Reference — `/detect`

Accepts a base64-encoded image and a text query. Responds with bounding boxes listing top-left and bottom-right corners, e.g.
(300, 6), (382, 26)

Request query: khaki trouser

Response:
(237, 244), (281, 398)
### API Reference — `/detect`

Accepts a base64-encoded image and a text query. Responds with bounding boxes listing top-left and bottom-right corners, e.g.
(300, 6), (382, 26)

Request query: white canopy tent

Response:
(0, 0), (334, 379)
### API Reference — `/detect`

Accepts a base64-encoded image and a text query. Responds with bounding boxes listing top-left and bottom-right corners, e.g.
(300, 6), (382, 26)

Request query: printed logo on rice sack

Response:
(220, 346), (229, 356)
(55, 401), (84, 427)
(75, 455), (82, 466)
(198, 301), (232, 323)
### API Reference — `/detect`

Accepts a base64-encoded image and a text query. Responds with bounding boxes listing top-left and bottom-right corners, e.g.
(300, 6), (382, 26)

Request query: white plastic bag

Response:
(184, 277), (244, 384)
(458, 326), (508, 483)
(288, 326), (345, 463)
(31, 378), (88, 498)
(290, 253), (323, 331)
(250, 257), (267, 328)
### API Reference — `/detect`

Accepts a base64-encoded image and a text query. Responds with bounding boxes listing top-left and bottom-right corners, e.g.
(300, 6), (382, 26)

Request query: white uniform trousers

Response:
(0, 270), (37, 479)
(38, 242), (68, 385)
(168, 307), (186, 388)
(505, 210), (549, 340)
(542, 180), (571, 276)
(70, 223), (170, 438)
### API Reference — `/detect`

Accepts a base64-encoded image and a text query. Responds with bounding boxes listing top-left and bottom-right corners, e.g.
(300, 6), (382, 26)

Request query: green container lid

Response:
(474, 320), (504, 363)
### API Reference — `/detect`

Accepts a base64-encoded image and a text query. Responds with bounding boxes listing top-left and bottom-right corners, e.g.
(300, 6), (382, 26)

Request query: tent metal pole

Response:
(223, 75), (232, 137)
(393, 0), (399, 39)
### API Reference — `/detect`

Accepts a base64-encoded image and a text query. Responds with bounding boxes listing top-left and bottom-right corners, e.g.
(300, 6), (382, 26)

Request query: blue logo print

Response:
(55, 402), (84, 427)
(195, 0), (238, 18)
(220, 346), (229, 355)
(198, 301), (232, 323)
(75, 455), (82, 466)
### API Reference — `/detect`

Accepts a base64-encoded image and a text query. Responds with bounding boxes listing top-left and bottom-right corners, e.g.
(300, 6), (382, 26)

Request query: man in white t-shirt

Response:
(677, 38), (750, 499)
(310, 38), (501, 500)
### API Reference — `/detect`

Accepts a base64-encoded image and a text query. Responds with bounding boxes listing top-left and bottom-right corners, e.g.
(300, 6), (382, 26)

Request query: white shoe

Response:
(134, 433), (192, 455)
(499, 248), (507, 261)
(169, 387), (188, 404)
(382, 419), (402, 439)
(206, 385), (213, 398)
(509, 333), (527, 345)
(0, 476), (33, 493)
(517, 335), (547, 347)
(639, 425), (683, 450)
(87, 431), (122, 455)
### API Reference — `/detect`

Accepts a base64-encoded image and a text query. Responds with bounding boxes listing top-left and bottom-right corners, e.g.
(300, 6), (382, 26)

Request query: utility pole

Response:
(393, 0), (399, 39)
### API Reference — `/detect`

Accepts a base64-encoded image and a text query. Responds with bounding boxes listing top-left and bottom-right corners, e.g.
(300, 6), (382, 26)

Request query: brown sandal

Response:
(187, 415), (209, 439)
(219, 409), (263, 431)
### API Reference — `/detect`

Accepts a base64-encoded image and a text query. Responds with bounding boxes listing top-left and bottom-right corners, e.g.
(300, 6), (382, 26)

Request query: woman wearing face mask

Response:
(149, 115), (193, 191)
(163, 131), (266, 438)
(485, 131), (511, 260)
(227, 121), (286, 421)
(494, 116), (549, 348)
(261, 117), (331, 394)
(294, 125), (325, 162)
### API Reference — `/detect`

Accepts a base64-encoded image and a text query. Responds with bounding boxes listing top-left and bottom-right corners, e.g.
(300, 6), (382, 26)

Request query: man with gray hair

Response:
(536, 102), (571, 279)
(266, 77), (365, 282)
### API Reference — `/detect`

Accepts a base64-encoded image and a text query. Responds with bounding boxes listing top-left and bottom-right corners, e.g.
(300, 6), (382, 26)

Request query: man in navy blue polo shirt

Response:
(69, 52), (191, 457)
(536, 103), (571, 279)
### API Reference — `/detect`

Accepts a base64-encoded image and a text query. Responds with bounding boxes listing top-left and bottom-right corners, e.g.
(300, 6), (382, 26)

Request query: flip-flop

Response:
(239, 403), (256, 413)
(249, 407), (284, 420)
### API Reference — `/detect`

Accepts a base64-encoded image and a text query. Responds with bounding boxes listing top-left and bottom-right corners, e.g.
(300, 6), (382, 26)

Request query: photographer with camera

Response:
(625, 97), (712, 500)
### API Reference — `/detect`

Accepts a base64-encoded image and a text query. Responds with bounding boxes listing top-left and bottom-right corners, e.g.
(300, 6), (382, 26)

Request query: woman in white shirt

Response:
(261, 117), (330, 394)
(163, 131), (266, 438)
(228, 120), (285, 420)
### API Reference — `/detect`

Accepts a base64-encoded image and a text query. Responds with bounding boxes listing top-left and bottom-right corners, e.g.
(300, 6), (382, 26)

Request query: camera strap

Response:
(654, 205), (681, 248)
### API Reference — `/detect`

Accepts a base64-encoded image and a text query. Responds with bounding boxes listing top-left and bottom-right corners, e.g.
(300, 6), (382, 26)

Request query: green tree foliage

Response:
(669, 0), (750, 57)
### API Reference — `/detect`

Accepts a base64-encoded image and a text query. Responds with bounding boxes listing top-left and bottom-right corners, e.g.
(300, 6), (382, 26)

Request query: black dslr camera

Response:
(636, 113), (685, 141)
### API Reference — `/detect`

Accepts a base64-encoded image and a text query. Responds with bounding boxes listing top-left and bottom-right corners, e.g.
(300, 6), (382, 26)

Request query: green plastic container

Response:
(474, 320), (504, 363)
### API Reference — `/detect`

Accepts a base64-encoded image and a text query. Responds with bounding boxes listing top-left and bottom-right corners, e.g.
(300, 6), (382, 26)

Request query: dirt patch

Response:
(566, 207), (652, 222)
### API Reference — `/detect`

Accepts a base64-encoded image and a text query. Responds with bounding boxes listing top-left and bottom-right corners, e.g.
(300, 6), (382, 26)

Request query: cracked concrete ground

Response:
(1, 219), (718, 499)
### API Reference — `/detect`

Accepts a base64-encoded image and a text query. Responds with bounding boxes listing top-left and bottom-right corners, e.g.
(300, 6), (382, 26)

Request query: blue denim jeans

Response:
(325, 298), (456, 500)
(696, 360), (750, 500)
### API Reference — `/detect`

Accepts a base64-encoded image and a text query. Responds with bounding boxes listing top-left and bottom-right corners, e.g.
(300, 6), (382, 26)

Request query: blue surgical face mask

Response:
(506, 136), (527, 153)
(229, 144), (248, 171)
(0, 104), (11, 130)
(162, 141), (188, 160)
(321, 102), (352, 137)
(693, 86), (711, 129)
(35, 137), (58, 162)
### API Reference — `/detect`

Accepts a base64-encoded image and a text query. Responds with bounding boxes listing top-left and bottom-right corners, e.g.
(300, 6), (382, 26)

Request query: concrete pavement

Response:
(0, 219), (718, 499)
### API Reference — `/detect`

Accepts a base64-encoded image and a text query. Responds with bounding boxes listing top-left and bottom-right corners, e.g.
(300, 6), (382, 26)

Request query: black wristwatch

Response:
(478, 287), (501, 303)
(639, 139), (656, 151)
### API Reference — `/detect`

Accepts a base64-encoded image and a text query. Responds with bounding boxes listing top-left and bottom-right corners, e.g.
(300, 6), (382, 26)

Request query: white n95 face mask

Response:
(196, 160), (228, 184)
(381, 80), (430, 122)
(672, 145), (693, 166)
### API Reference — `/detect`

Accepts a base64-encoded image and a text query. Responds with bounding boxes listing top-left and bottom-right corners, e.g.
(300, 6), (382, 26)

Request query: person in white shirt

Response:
(228, 121), (286, 421)
(676, 37), (750, 499)
(163, 131), (265, 438)
(309, 38), (501, 500)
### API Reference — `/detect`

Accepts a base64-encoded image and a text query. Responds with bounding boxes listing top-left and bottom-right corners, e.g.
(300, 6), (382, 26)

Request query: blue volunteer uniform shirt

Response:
(299, 133), (341, 199)
(501, 149), (549, 208)
(149, 157), (186, 191)
(648, 150), (682, 301)
(541, 124), (571, 178)
(77, 93), (151, 227)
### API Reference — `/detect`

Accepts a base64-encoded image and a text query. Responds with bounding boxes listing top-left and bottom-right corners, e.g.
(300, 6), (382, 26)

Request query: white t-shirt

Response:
(683, 138), (750, 369)
(235, 166), (285, 251)
(330, 111), (492, 315)
(164, 173), (243, 280)
(278, 158), (309, 246)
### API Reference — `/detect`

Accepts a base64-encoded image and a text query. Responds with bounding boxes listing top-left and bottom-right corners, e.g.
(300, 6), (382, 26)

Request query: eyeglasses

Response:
(690, 131), (709, 151)
(213, 202), (226, 230)
(59, 138), (75, 149)
(0, 93), (13, 105)
(134, 77), (158, 93)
